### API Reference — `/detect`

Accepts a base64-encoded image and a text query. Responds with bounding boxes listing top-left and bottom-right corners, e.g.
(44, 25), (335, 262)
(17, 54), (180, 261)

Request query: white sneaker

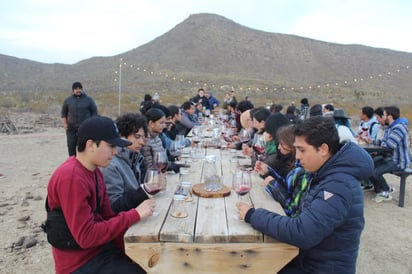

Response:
(372, 191), (392, 203)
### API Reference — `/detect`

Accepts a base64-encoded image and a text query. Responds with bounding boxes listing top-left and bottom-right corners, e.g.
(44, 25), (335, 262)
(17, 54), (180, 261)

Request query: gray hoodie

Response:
(100, 147), (148, 214)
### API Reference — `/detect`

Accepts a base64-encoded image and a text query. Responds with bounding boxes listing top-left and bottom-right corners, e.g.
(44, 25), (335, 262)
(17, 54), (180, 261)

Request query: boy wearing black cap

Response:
(61, 81), (98, 156)
(46, 116), (155, 274)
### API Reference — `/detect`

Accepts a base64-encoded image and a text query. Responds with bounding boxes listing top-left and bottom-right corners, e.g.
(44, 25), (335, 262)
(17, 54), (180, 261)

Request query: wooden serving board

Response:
(192, 183), (231, 198)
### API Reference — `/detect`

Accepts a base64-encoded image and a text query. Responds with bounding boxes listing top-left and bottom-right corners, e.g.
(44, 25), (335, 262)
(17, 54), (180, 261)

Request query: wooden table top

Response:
(125, 147), (288, 244)
(124, 146), (299, 273)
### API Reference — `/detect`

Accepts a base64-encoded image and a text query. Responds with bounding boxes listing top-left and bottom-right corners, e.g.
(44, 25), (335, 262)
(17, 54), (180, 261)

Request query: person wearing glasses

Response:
(101, 113), (152, 214)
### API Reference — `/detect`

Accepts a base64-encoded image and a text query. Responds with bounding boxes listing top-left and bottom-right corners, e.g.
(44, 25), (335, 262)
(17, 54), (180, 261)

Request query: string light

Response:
(113, 60), (411, 92)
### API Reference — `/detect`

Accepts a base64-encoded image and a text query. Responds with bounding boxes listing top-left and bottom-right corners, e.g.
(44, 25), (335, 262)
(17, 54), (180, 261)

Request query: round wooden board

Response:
(192, 183), (231, 198)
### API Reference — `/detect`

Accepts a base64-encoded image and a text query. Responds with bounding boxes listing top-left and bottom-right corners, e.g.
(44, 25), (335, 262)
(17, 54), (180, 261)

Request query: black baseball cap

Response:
(78, 116), (132, 147)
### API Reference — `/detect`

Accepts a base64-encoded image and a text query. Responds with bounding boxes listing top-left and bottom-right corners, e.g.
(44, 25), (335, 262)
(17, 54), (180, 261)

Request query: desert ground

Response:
(0, 111), (411, 274)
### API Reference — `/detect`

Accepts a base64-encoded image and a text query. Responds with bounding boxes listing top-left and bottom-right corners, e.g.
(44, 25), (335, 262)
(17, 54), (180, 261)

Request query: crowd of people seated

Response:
(47, 84), (410, 273)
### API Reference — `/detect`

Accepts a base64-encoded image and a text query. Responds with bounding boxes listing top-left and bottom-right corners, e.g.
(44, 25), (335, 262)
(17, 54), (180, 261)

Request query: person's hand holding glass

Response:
(252, 134), (266, 161)
(143, 169), (167, 216)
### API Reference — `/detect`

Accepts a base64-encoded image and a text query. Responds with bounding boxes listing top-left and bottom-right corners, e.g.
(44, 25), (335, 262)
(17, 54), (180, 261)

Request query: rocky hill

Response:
(1, 13), (412, 110)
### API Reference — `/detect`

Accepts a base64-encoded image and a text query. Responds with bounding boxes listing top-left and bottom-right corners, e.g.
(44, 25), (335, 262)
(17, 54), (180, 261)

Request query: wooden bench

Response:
(390, 168), (412, 207)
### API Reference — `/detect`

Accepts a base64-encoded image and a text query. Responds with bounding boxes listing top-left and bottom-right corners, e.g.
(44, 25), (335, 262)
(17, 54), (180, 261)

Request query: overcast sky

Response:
(0, 0), (410, 64)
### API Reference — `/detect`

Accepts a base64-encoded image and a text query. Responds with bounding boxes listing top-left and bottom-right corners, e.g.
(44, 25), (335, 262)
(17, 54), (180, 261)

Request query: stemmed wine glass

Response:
(153, 151), (169, 173)
(252, 134), (266, 161)
(169, 140), (182, 159)
(143, 169), (166, 216)
(232, 168), (252, 220)
(238, 128), (251, 144)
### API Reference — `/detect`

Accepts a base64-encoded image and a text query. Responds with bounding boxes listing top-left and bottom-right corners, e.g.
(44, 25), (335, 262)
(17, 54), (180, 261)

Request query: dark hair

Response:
(383, 106), (400, 120)
(168, 105), (180, 117)
(309, 104), (323, 117)
(144, 108), (165, 123)
(362, 106), (374, 119)
(286, 105), (296, 115)
(77, 138), (101, 152)
(294, 116), (340, 155)
(277, 125), (296, 155)
(270, 104), (283, 113)
(374, 107), (384, 118)
(116, 113), (148, 138)
(151, 103), (171, 118)
(324, 104), (334, 111)
(72, 82), (83, 90)
(300, 98), (309, 105)
(253, 108), (271, 123)
(228, 101), (237, 109)
(264, 113), (291, 140)
(236, 100), (254, 113)
(181, 101), (194, 111)
(144, 94), (152, 101)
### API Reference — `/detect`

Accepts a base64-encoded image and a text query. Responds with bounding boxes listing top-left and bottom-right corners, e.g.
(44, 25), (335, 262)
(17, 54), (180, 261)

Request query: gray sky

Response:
(1, 0), (411, 64)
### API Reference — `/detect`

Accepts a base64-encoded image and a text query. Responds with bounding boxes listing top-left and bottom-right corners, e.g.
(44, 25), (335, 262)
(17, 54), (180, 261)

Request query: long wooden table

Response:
(125, 148), (298, 273)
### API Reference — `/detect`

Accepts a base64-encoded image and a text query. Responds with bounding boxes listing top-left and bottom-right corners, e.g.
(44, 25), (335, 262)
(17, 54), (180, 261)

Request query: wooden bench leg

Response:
(399, 175), (407, 207)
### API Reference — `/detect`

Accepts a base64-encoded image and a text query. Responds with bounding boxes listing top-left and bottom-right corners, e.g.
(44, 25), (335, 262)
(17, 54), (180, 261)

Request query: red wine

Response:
(146, 189), (161, 195)
(253, 146), (265, 155)
(236, 186), (250, 196)
(362, 127), (368, 131)
(154, 162), (168, 172)
(144, 183), (161, 195)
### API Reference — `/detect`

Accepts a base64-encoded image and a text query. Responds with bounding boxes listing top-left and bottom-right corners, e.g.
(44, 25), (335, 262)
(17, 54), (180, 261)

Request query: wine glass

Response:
(238, 128), (251, 144)
(233, 169), (252, 199)
(232, 168), (252, 219)
(169, 140), (182, 159)
(153, 151), (169, 173)
(176, 134), (185, 149)
(252, 134), (266, 160)
(143, 169), (166, 216)
(192, 134), (202, 156)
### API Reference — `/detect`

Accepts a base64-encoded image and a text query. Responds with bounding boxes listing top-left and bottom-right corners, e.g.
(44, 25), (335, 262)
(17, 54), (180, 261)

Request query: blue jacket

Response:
(246, 141), (373, 274)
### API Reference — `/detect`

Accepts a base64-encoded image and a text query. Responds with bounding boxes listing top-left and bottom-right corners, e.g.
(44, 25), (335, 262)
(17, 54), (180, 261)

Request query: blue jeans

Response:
(369, 158), (401, 193)
(72, 243), (146, 274)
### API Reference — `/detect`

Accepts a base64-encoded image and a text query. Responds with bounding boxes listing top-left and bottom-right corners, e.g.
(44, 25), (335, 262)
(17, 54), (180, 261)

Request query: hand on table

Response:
(136, 198), (157, 218)
(236, 202), (253, 221)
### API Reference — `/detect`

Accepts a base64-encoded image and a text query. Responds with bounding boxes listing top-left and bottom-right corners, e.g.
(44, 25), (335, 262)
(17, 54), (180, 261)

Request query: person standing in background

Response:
(299, 98), (310, 120)
(61, 82), (98, 156)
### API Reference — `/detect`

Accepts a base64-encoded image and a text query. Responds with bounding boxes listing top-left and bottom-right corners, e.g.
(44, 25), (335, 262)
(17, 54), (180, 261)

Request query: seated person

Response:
(255, 125), (308, 217)
(238, 116), (374, 273)
(100, 113), (151, 214)
(178, 101), (200, 136)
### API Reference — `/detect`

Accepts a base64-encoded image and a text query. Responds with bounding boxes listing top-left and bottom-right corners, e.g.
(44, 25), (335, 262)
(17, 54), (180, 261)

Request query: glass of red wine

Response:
(361, 125), (369, 137)
(153, 151), (169, 173)
(232, 168), (252, 220)
(252, 134), (266, 161)
(143, 169), (166, 216)
(239, 128), (251, 144)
